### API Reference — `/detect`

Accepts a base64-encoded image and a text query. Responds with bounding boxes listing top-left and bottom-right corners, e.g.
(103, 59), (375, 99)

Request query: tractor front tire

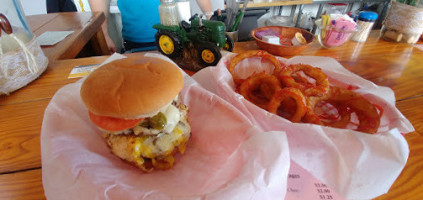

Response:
(198, 43), (221, 66)
(155, 31), (183, 58)
(223, 34), (234, 52)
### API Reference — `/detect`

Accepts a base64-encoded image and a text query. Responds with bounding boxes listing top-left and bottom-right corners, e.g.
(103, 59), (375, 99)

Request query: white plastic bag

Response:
(0, 13), (48, 95)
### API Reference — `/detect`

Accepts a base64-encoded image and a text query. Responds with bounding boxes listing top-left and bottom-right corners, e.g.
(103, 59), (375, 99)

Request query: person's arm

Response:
(89, 0), (116, 53)
(195, 0), (213, 19)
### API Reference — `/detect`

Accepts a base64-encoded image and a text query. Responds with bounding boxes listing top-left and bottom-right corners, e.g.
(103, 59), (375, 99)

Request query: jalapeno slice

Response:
(149, 112), (167, 130)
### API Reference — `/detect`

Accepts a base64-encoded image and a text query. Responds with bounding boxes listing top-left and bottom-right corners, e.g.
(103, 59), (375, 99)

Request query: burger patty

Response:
(103, 102), (191, 172)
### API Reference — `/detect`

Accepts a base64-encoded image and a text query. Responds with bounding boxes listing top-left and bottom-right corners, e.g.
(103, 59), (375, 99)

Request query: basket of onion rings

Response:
(192, 50), (414, 199)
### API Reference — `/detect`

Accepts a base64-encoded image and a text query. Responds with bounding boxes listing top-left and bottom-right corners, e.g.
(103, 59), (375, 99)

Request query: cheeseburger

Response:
(80, 57), (191, 172)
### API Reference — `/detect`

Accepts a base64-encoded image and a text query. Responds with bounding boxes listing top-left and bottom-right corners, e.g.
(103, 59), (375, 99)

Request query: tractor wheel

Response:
(198, 43), (221, 66)
(223, 34), (234, 52)
(155, 30), (183, 58)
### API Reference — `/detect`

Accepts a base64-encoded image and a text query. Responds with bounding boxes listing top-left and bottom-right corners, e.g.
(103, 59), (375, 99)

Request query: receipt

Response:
(286, 161), (344, 200)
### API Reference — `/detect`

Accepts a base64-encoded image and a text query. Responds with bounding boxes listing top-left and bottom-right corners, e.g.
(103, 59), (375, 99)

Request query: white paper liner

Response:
(41, 53), (291, 199)
(192, 53), (414, 199)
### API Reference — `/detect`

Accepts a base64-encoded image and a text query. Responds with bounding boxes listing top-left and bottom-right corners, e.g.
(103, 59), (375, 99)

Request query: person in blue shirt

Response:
(90, 0), (214, 53)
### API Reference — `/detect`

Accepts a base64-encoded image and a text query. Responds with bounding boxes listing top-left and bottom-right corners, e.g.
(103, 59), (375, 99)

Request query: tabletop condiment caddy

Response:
(313, 0), (423, 46)
(315, 14), (358, 48)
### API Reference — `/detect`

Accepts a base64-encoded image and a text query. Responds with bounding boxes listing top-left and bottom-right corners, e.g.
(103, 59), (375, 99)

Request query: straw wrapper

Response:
(193, 53), (414, 199)
(41, 53), (291, 199)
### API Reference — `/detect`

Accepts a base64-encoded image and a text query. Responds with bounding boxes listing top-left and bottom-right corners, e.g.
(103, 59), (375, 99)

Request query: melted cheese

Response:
(162, 104), (180, 133)
(132, 126), (186, 160)
(132, 95), (179, 119)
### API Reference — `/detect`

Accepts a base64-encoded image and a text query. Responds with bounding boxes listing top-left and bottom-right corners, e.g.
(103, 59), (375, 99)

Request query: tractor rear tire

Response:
(223, 34), (234, 52)
(155, 30), (183, 58)
(198, 43), (221, 66)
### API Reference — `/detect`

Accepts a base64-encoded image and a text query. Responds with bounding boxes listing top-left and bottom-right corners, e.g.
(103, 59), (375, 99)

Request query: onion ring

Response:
(304, 86), (380, 134)
(239, 72), (282, 109)
(343, 97), (380, 134)
(302, 95), (327, 124)
(268, 88), (307, 122)
(230, 57), (380, 133)
(228, 50), (282, 84)
(317, 102), (353, 129)
(302, 108), (323, 125)
(278, 64), (329, 97)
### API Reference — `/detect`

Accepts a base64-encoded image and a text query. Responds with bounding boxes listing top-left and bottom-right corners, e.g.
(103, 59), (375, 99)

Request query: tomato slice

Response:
(88, 111), (143, 131)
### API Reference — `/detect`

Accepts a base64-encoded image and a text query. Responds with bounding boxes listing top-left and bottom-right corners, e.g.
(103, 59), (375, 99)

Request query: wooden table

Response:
(0, 31), (422, 199)
(26, 12), (110, 62)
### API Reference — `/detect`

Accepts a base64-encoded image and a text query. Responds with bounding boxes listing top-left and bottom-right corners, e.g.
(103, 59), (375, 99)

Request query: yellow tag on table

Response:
(68, 64), (99, 79)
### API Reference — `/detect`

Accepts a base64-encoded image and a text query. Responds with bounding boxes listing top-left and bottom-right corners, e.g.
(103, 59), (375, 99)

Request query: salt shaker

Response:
(159, 0), (179, 26)
(351, 11), (378, 42)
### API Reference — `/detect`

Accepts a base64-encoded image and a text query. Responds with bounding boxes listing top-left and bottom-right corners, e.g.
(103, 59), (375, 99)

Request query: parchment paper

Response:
(193, 53), (414, 200)
(41, 53), (291, 200)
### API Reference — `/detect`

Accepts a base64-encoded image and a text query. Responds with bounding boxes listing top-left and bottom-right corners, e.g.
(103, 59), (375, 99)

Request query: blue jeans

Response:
(123, 40), (157, 53)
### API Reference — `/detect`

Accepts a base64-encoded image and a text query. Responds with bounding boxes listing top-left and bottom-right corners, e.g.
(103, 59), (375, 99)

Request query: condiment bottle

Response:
(351, 11), (378, 42)
(159, 0), (179, 26)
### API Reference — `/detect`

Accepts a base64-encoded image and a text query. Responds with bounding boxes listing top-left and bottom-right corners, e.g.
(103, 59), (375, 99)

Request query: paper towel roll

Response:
(176, 1), (191, 22)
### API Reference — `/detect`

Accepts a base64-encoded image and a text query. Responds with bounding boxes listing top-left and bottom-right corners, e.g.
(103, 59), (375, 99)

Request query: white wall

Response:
(20, 0), (47, 15)
(0, 0), (22, 25)
(0, 0), (40, 29)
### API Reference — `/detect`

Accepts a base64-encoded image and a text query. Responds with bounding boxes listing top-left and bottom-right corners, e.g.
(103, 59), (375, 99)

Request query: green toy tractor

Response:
(153, 14), (234, 66)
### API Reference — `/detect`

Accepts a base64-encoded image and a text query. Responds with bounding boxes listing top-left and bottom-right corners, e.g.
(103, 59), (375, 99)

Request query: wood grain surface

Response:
(27, 12), (110, 62)
(0, 99), (49, 173)
(373, 97), (423, 200)
(0, 169), (44, 200)
(0, 30), (422, 199)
